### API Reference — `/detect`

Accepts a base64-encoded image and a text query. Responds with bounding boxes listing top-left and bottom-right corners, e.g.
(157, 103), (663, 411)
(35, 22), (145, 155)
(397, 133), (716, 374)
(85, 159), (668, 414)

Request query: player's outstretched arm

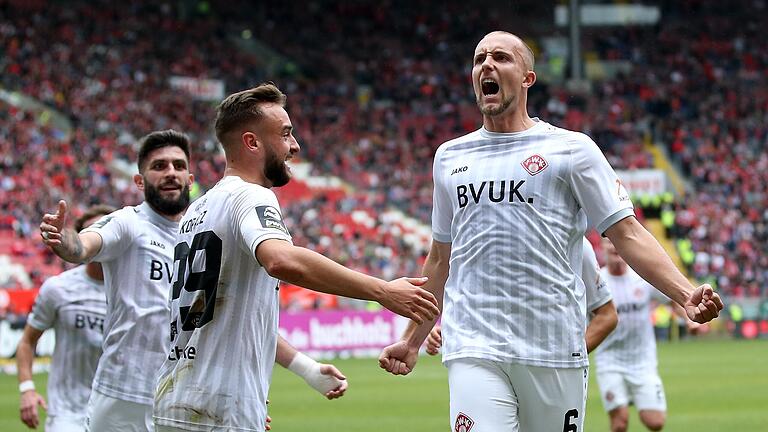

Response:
(275, 335), (348, 400)
(256, 239), (439, 324)
(605, 216), (723, 323)
(379, 240), (451, 376)
(40, 200), (102, 263)
(16, 326), (47, 429)
(585, 301), (618, 353)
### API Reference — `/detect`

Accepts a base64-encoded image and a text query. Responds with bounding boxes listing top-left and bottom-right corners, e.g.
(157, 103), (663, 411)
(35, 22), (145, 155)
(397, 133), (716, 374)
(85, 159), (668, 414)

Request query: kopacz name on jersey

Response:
(179, 210), (207, 234)
(456, 179), (534, 208)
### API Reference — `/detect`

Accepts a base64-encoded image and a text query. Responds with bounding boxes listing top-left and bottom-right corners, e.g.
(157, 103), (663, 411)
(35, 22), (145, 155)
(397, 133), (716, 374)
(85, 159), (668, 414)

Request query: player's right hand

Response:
(19, 390), (46, 428)
(379, 340), (419, 375)
(379, 277), (438, 324)
(40, 200), (69, 247)
(426, 325), (442, 355)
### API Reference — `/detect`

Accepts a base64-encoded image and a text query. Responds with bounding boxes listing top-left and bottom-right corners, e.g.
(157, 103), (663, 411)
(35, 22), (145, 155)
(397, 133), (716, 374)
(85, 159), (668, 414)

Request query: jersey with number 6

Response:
(154, 176), (292, 432)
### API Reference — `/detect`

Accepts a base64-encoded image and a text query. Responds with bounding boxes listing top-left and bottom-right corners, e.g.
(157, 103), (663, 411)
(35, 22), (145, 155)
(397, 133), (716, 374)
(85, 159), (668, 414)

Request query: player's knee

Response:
(609, 409), (629, 432)
(611, 421), (628, 432)
(640, 411), (666, 431)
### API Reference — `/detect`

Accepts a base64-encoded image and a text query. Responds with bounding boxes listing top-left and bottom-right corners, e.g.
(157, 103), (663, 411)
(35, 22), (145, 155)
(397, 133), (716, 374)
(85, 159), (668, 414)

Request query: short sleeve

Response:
(582, 239), (612, 312)
(231, 186), (292, 259)
(568, 134), (634, 234)
(431, 147), (453, 243)
(82, 210), (130, 262)
(27, 279), (60, 331)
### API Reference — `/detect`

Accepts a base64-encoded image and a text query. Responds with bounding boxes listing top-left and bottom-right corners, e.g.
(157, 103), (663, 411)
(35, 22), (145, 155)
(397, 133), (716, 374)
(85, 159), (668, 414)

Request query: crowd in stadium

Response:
(1, 0), (766, 302)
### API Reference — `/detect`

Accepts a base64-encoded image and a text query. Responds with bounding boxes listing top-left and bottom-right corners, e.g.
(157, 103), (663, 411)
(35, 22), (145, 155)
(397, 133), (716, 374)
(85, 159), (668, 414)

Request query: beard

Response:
(144, 180), (191, 216)
(477, 93), (515, 116)
(264, 145), (291, 187)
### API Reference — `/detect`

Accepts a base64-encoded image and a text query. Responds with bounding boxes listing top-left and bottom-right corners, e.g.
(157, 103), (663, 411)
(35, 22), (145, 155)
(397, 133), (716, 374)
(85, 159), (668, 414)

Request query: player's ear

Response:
(522, 70), (536, 88)
(242, 131), (260, 153)
(133, 173), (145, 191)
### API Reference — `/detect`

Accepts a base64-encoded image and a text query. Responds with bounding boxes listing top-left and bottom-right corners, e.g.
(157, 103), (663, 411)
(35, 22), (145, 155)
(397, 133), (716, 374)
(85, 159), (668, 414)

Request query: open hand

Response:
(379, 277), (438, 324)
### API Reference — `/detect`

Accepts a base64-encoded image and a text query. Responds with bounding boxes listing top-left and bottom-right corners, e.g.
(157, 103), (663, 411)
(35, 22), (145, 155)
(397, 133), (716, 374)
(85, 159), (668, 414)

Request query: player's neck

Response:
(223, 165), (272, 188)
(482, 107), (536, 133)
(146, 203), (185, 222)
(85, 263), (104, 281)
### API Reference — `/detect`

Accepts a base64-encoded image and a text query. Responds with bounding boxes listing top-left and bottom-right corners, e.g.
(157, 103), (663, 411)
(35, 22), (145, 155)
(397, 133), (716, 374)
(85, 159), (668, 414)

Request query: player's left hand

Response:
(318, 363), (348, 399)
(378, 340), (418, 375)
(265, 399), (271, 431)
(426, 325), (442, 356)
(684, 284), (724, 323)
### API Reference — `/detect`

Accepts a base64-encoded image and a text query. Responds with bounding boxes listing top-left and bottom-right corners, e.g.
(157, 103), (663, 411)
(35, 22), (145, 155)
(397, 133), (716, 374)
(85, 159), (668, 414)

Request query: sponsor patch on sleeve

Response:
(255, 206), (289, 236)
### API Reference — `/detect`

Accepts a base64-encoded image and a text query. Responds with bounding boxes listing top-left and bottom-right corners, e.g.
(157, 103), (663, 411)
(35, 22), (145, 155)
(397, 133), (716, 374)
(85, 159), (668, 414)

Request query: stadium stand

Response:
(0, 0), (765, 314)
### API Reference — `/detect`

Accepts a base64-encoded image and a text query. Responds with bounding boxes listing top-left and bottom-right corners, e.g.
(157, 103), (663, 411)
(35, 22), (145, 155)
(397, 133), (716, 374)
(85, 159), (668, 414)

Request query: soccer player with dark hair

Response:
(18, 205), (114, 431)
(40, 129), (194, 431)
(379, 31), (722, 432)
(153, 83), (439, 431)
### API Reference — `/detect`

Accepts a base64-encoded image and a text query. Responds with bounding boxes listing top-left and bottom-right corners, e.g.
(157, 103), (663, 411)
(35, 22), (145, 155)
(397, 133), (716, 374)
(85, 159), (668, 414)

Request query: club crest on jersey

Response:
(454, 412), (475, 432)
(521, 154), (548, 176)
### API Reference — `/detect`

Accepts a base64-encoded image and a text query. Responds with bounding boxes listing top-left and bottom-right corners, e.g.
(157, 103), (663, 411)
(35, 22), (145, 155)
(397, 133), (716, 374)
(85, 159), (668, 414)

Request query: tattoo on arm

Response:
(54, 228), (86, 263)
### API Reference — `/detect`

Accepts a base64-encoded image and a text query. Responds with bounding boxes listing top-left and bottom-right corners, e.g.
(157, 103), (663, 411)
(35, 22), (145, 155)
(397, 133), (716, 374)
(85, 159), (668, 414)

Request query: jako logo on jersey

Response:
(456, 180), (534, 208)
(451, 166), (468, 175)
(521, 154), (548, 176)
(454, 412), (474, 432)
(150, 239), (166, 249)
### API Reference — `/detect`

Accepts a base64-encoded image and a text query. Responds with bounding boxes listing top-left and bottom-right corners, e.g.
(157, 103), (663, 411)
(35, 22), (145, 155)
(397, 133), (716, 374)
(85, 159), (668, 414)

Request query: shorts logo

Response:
(454, 412), (474, 432)
(255, 206), (289, 236)
(521, 154), (548, 176)
(605, 391), (615, 402)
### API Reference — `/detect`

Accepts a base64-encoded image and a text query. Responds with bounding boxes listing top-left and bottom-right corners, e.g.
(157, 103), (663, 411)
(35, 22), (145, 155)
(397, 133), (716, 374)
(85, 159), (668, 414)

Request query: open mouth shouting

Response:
(481, 78), (500, 97)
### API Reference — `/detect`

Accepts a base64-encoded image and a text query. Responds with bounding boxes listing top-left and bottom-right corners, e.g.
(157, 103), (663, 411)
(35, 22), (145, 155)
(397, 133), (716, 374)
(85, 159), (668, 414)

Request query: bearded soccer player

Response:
(153, 83), (438, 431)
(40, 130), (194, 432)
(379, 31), (723, 432)
(18, 206), (114, 431)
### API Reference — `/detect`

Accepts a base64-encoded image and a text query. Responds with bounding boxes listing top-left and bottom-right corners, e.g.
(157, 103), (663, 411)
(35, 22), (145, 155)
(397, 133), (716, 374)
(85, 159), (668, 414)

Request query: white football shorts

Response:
(44, 414), (86, 432)
(596, 370), (667, 412)
(85, 389), (153, 432)
(447, 358), (588, 432)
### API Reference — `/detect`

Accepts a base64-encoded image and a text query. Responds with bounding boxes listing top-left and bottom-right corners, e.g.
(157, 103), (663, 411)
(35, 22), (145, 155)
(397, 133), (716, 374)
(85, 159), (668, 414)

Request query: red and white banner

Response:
(616, 169), (668, 196)
(168, 76), (225, 101)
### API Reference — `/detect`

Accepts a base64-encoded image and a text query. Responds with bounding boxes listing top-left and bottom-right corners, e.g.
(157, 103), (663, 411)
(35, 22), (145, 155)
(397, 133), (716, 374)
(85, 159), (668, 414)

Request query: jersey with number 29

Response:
(154, 176), (292, 432)
(433, 120), (633, 368)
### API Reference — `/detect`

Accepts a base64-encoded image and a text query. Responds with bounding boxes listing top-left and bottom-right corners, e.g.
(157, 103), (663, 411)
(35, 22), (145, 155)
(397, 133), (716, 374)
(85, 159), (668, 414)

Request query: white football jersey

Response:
(154, 176), (291, 432)
(594, 267), (667, 373)
(581, 238), (612, 314)
(27, 266), (106, 418)
(82, 202), (177, 404)
(433, 120), (633, 368)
